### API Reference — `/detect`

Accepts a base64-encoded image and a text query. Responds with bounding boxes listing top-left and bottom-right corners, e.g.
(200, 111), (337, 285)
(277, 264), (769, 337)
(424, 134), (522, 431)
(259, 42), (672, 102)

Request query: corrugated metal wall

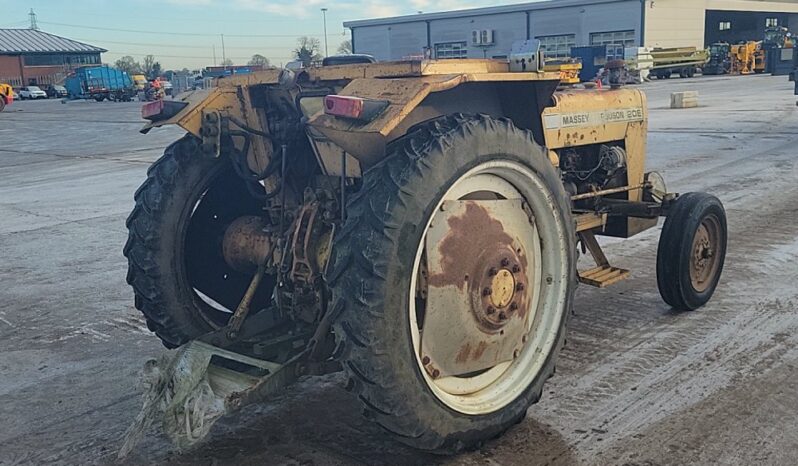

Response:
(351, 0), (641, 61)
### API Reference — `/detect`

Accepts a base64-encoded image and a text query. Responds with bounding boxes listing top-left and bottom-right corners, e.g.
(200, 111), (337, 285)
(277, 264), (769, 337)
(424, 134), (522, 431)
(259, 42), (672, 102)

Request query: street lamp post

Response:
(321, 8), (329, 57)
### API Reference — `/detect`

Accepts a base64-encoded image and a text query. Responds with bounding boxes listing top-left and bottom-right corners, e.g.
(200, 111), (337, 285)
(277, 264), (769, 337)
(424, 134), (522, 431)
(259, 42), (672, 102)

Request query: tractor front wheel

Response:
(328, 114), (576, 453)
(657, 193), (727, 310)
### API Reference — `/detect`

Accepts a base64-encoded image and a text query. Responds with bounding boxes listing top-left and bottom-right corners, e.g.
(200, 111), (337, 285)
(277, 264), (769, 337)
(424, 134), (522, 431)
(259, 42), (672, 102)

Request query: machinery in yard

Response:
(649, 47), (708, 79)
(0, 83), (13, 112)
(730, 41), (761, 75)
(65, 65), (136, 102)
(119, 42), (728, 456)
(704, 43), (732, 75)
(543, 58), (582, 84)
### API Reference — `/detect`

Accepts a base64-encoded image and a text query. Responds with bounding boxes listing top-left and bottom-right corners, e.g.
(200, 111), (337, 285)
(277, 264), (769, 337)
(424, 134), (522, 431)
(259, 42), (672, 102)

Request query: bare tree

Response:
(142, 55), (162, 79)
(220, 58), (234, 67)
(247, 54), (270, 67)
(294, 36), (323, 66)
(337, 39), (352, 55)
(115, 56), (142, 75)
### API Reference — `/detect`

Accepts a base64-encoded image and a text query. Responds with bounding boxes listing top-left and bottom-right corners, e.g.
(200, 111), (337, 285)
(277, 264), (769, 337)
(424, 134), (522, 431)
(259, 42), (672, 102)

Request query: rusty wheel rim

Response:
(689, 214), (722, 293)
(409, 161), (570, 415)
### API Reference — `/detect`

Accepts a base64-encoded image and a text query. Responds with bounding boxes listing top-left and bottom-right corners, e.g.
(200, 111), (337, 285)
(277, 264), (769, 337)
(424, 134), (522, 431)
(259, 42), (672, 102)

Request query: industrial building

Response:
(0, 28), (106, 87)
(344, 0), (798, 60)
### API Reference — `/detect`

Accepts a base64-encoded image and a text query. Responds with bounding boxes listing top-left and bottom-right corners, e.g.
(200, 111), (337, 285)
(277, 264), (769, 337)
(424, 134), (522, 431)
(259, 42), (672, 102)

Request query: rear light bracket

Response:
(200, 110), (223, 157)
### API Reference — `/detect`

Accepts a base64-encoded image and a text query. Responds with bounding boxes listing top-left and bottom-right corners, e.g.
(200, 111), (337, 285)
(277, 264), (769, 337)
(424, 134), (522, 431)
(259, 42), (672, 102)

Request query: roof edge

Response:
(344, 0), (633, 28)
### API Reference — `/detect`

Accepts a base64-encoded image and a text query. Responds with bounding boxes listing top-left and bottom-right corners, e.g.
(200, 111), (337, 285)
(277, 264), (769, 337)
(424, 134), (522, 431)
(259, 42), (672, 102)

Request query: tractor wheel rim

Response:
(689, 214), (721, 293)
(409, 160), (570, 415)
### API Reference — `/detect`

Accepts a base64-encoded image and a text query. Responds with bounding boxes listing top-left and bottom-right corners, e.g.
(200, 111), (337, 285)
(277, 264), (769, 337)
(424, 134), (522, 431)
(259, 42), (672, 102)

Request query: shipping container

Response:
(571, 45), (607, 82)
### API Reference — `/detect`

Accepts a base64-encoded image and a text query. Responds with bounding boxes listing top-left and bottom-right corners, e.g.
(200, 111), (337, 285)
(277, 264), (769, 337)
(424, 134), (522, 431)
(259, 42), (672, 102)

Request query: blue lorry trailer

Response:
(65, 65), (135, 101)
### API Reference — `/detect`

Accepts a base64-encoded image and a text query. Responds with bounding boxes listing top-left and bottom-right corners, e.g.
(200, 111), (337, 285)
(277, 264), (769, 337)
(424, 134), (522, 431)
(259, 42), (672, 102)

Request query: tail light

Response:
(323, 95), (388, 121)
(141, 100), (188, 121)
(141, 100), (165, 119)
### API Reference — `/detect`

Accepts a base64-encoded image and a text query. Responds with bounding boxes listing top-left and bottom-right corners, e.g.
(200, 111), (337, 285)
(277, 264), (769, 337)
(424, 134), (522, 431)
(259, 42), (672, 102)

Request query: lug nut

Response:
(498, 311), (507, 321)
(501, 257), (510, 267)
(486, 306), (496, 315)
(422, 356), (430, 365)
(482, 287), (492, 296)
(510, 302), (519, 311)
(513, 349), (520, 358)
(516, 283), (525, 292)
(432, 369), (440, 378)
(512, 264), (521, 273)
(488, 267), (498, 276)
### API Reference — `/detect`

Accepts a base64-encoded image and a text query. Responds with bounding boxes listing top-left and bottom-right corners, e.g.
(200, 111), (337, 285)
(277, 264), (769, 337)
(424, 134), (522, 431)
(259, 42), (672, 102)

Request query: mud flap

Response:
(118, 341), (300, 458)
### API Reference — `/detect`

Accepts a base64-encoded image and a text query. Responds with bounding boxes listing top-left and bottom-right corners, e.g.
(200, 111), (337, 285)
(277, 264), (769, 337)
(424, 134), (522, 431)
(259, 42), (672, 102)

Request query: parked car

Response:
(18, 86), (47, 99)
(44, 84), (68, 98)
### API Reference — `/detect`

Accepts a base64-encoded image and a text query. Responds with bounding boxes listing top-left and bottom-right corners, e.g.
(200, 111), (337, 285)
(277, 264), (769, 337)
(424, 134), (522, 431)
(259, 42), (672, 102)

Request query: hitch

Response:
(119, 334), (339, 458)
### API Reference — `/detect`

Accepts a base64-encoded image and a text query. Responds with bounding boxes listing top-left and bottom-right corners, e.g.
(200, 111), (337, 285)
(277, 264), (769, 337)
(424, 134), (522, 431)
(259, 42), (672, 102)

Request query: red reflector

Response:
(141, 100), (165, 119)
(324, 95), (364, 119)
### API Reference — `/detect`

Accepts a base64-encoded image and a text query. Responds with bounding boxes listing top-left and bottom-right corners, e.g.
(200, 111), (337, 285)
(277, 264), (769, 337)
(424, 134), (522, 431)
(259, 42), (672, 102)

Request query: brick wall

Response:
(0, 56), (71, 86)
(0, 55), (23, 86)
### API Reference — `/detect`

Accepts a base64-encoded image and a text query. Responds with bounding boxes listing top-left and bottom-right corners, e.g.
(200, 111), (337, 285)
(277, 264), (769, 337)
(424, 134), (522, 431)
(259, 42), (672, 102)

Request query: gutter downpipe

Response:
(640, 0), (647, 46)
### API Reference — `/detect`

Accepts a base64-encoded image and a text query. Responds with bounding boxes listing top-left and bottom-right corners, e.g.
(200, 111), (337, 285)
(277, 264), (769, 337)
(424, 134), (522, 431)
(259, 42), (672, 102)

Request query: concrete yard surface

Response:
(1, 74), (797, 465)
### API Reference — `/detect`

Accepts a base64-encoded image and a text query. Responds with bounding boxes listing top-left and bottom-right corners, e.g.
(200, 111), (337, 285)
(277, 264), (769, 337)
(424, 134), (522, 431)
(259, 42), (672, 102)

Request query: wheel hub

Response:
(689, 219), (721, 292)
(420, 199), (537, 379)
(477, 254), (526, 329)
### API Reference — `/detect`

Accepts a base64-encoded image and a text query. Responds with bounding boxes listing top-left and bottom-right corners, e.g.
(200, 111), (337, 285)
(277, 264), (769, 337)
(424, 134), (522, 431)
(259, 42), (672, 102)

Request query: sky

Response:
(1, 0), (543, 70)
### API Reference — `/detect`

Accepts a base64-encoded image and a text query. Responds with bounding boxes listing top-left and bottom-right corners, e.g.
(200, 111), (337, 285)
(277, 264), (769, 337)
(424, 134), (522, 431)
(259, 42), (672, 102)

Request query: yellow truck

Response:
(131, 74), (148, 91)
(0, 83), (13, 112)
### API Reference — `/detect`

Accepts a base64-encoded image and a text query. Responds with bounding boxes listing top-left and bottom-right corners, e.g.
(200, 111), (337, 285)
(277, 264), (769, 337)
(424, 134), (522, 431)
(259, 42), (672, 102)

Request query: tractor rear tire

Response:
(657, 192), (727, 311)
(328, 114), (576, 453)
(124, 135), (269, 347)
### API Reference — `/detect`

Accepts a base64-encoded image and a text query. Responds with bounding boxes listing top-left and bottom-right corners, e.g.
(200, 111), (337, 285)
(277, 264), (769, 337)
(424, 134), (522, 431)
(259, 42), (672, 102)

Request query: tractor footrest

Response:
(578, 265), (630, 288)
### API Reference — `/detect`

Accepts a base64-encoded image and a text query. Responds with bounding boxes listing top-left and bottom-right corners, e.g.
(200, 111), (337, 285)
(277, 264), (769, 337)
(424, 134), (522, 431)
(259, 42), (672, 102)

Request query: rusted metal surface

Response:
(690, 215), (722, 292)
(577, 231), (630, 288)
(289, 201), (323, 284)
(570, 182), (647, 201)
(421, 200), (538, 377)
(222, 216), (273, 273)
(544, 88), (659, 238)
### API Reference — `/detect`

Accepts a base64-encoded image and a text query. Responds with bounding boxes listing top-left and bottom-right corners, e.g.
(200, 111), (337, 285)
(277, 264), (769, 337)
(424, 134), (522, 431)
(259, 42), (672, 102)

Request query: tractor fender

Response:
(308, 75), (560, 168)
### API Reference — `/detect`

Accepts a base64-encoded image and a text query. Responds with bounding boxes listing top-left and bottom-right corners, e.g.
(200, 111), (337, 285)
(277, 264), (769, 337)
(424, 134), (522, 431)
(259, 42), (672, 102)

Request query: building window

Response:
(24, 53), (101, 66)
(766, 18), (778, 27)
(589, 30), (636, 47)
(719, 21), (731, 31)
(434, 41), (468, 59)
(536, 34), (576, 59)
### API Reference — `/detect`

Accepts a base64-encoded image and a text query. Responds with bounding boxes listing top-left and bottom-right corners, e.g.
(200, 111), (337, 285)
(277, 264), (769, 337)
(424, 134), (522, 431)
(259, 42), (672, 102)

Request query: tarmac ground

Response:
(1, 74), (797, 465)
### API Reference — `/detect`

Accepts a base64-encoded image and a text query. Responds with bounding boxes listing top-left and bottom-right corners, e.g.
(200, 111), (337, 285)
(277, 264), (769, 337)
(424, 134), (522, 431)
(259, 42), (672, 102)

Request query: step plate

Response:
(578, 265), (630, 288)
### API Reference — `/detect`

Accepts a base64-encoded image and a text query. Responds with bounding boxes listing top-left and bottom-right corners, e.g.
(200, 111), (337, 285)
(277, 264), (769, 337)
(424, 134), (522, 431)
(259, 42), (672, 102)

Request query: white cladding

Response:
(346, 0), (798, 60)
(348, 0), (641, 60)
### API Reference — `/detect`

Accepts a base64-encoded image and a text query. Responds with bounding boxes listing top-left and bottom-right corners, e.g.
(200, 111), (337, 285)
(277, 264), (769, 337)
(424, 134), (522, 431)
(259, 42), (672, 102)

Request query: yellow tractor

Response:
(0, 83), (13, 112)
(120, 42), (727, 456)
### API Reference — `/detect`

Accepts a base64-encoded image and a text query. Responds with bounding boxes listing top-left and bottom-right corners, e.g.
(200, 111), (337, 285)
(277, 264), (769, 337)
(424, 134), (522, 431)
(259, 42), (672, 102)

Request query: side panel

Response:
(529, 1), (641, 47)
(352, 22), (428, 60)
(645, 0), (706, 48)
(429, 12), (526, 59)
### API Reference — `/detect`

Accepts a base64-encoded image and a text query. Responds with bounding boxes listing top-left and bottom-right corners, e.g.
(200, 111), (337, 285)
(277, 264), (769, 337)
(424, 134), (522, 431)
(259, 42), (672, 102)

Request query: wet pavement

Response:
(1, 74), (796, 465)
